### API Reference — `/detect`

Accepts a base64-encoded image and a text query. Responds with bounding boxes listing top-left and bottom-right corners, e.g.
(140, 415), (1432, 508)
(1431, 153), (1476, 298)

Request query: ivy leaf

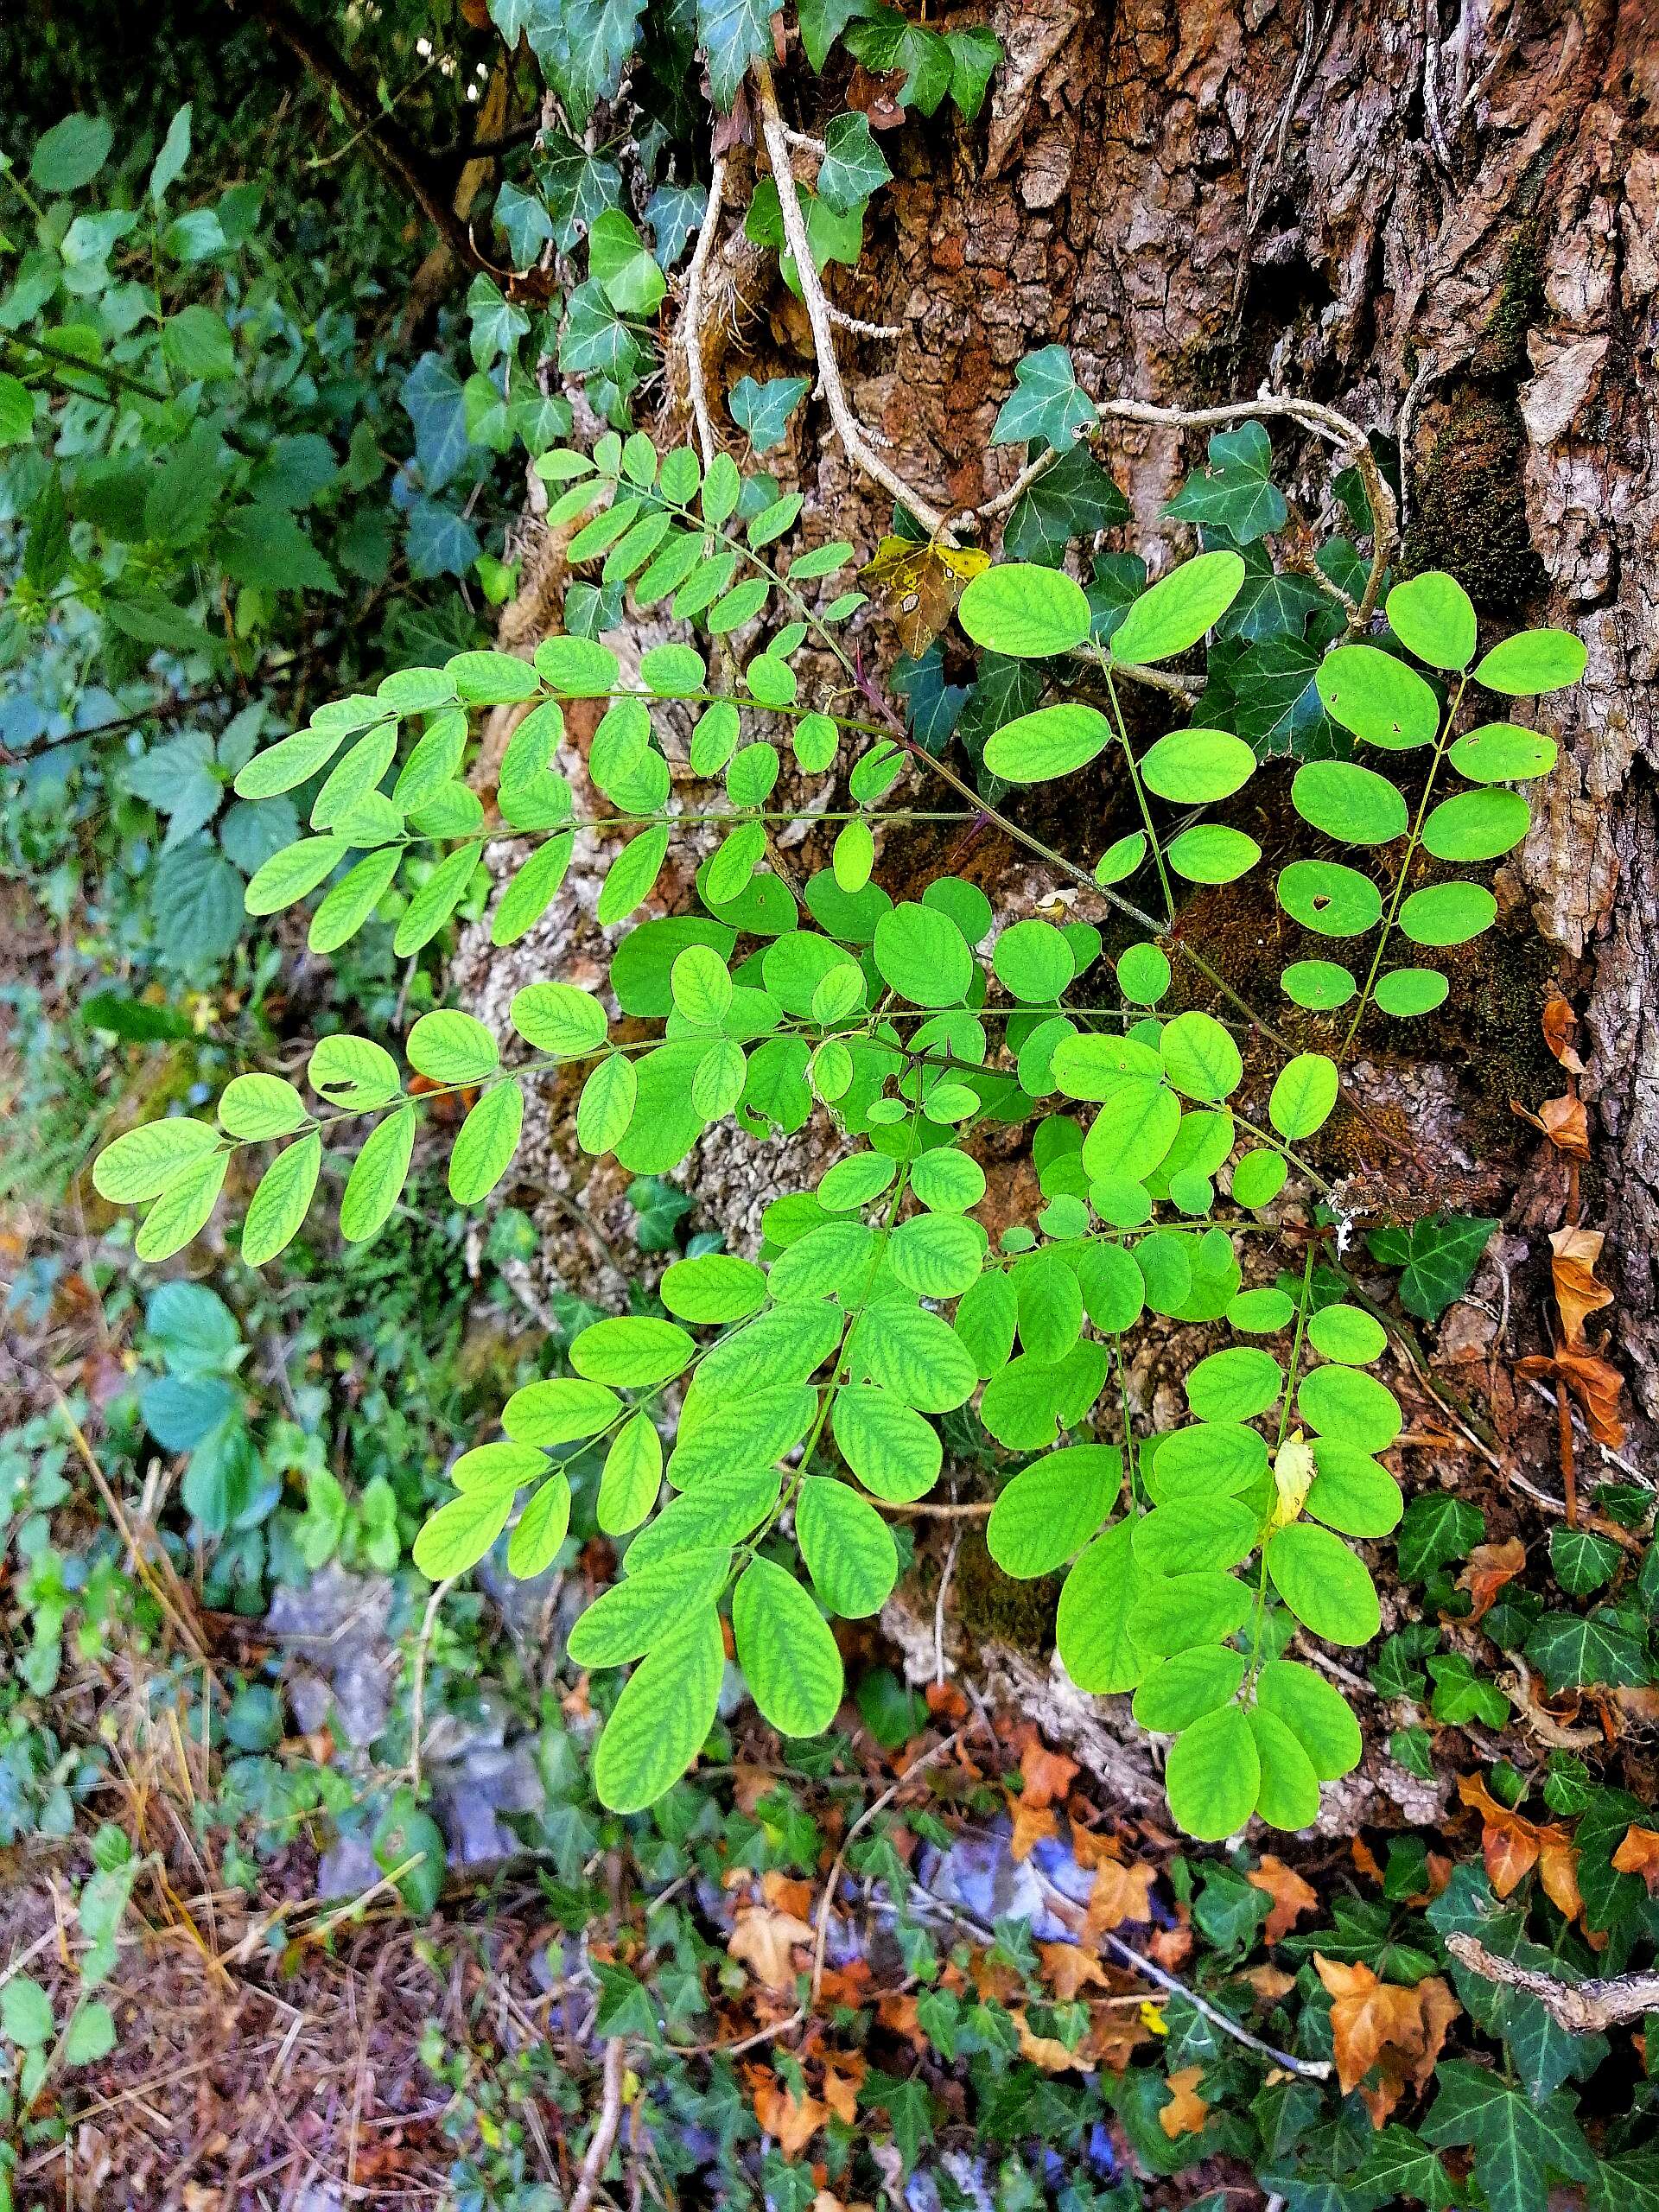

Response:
(992, 346), (1098, 454)
(1165, 420), (1288, 545)
(519, 0), (645, 125)
(466, 272), (531, 370)
(944, 24), (1001, 118)
(1224, 633), (1331, 758)
(559, 278), (645, 384)
(645, 180), (706, 267)
(1421, 2061), (1593, 2212)
(893, 645), (967, 754)
(493, 179), (556, 267)
(1003, 444), (1129, 565)
(1395, 1494), (1485, 1581)
(728, 374), (810, 454)
(816, 111), (892, 214)
(400, 352), (476, 494)
(1367, 1213), (1497, 1321)
(799, 0), (874, 72)
(1217, 547), (1332, 643)
(698, 0), (776, 110)
(1523, 1610), (1654, 1694)
(532, 132), (624, 249)
(844, 8), (954, 113)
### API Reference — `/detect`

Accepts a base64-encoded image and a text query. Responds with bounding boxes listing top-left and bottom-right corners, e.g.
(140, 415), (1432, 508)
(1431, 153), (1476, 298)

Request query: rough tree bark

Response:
(452, 0), (1657, 1796)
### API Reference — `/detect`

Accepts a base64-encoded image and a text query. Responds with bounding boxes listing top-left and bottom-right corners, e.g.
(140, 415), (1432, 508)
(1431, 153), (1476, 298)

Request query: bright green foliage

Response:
(88, 400), (1581, 1845)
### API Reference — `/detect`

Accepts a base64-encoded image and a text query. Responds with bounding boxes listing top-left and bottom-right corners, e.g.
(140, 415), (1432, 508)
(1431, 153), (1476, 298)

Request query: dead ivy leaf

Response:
(1611, 1825), (1659, 1897)
(1511, 1093), (1590, 1158)
(1537, 1833), (1585, 1923)
(1543, 992), (1586, 1074)
(1157, 2065), (1210, 2139)
(1246, 1854), (1319, 1943)
(1085, 1857), (1157, 1936)
(820, 2055), (863, 2126)
(1018, 1737), (1081, 1809)
(1039, 1942), (1109, 2002)
(728, 1905), (817, 1993)
(1458, 1774), (1581, 1919)
(1017, 2010), (1083, 2072)
(1518, 1347), (1627, 1448)
(747, 2073), (826, 2159)
(1549, 1224), (1614, 1345)
(1457, 1536), (1528, 1624)
(1009, 1801), (1058, 1861)
(1314, 1955), (1459, 2106)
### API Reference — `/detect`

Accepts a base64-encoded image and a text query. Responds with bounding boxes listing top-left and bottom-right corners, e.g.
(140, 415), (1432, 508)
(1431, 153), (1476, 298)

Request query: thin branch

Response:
(227, 0), (484, 272)
(569, 2036), (628, 2212)
(752, 60), (953, 536)
(1028, 1861), (1332, 2082)
(681, 156), (728, 467)
(1444, 1932), (1659, 2033)
(1093, 394), (1397, 630)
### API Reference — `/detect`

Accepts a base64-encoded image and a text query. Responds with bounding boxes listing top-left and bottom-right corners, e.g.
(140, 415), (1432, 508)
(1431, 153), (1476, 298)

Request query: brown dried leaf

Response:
(1085, 1857), (1157, 1936)
(1246, 1853), (1320, 1943)
(1314, 1955), (1449, 2101)
(1511, 1093), (1591, 1158)
(1018, 1738), (1081, 1809)
(749, 2075), (826, 2160)
(1519, 1348), (1628, 1448)
(1549, 1224), (1614, 1345)
(1039, 1942), (1109, 2003)
(1457, 1536), (1527, 1624)
(1543, 992), (1586, 1074)
(1611, 1824), (1659, 1897)
(1009, 1802), (1058, 1862)
(1157, 2065), (1210, 2139)
(728, 1905), (817, 1993)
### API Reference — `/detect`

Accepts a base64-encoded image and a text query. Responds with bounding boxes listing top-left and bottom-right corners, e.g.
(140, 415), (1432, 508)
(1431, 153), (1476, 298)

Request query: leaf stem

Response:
(1339, 674), (1466, 1058)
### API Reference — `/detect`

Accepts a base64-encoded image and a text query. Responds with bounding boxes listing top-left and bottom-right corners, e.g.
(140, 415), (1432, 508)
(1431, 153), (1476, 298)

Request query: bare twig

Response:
(569, 2036), (628, 2212)
(752, 60), (953, 536)
(1029, 1866), (1333, 2080)
(407, 1573), (457, 1796)
(680, 155), (728, 468)
(1444, 1932), (1659, 2032)
(810, 1722), (983, 2002)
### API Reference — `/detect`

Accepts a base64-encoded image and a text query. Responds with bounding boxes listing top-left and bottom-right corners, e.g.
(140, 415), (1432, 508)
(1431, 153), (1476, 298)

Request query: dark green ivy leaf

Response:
(1523, 1609), (1653, 1695)
(1003, 443), (1129, 564)
(991, 346), (1098, 454)
(816, 111), (891, 213)
(1421, 2060), (1593, 2212)
(728, 374), (810, 455)
(1367, 1213), (1497, 1320)
(1166, 419), (1288, 544)
(698, 0), (776, 109)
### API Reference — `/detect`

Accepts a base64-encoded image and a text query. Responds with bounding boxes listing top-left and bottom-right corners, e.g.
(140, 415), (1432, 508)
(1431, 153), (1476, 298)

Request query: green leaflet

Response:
(1266, 1521), (1381, 1646)
(795, 1477), (899, 1618)
(1054, 1517), (1148, 1694)
(957, 563), (1090, 658)
(592, 1607), (725, 1813)
(831, 1384), (943, 1501)
(988, 1444), (1120, 1577)
(507, 1472), (573, 1577)
(1164, 1702), (1259, 1840)
(93, 1116), (223, 1204)
(848, 1303), (978, 1412)
(732, 1557), (844, 1735)
(340, 1107), (416, 1243)
(596, 1413), (664, 1535)
(569, 1316), (695, 1386)
(241, 1132), (321, 1266)
(448, 1079), (524, 1205)
(568, 1548), (730, 1668)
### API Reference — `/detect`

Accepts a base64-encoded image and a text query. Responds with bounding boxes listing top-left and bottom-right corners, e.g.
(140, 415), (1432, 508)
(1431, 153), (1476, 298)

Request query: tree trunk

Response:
(455, 0), (1656, 1790)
